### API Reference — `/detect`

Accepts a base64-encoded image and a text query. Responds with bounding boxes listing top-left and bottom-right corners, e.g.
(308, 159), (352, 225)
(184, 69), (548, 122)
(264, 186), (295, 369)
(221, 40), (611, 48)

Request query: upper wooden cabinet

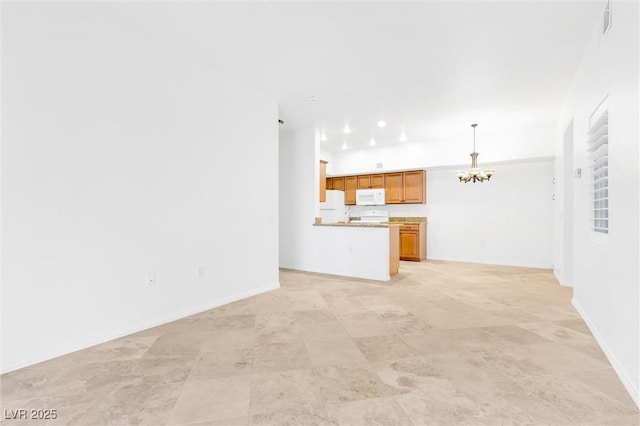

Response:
(384, 173), (404, 204)
(371, 174), (385, 189)
(328, 169), (425, 205)
(325, 175), (358, 204)
(345, 176), (357, 205)
(357, 175), (370, 189)
(357, 174), (385, 189)
(403, 170), (426, 203)
(333, 176), (345, 191)
(326, 177), (334, 190)
(384, 170), (426, 204)
(319, 160), (328, 202)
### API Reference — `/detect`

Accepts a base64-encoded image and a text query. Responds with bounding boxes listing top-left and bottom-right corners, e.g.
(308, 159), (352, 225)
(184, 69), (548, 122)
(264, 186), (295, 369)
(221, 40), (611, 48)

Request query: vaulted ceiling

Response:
(61, 1), (606, 152)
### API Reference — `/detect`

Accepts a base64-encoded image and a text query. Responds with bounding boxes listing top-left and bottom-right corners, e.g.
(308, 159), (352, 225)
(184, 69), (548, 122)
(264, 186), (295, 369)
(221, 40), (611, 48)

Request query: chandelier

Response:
(456, 123), (495, 183)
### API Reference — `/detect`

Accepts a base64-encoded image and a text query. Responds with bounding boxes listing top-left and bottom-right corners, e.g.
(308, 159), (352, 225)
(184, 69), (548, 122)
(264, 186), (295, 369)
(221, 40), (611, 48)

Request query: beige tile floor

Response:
(2, 260), (638, 425)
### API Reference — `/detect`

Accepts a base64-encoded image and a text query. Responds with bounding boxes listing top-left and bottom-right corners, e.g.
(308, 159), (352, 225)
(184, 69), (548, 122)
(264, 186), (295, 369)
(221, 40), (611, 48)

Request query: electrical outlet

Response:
(146, 273), (156, 287)
(197, 265), (205, 279)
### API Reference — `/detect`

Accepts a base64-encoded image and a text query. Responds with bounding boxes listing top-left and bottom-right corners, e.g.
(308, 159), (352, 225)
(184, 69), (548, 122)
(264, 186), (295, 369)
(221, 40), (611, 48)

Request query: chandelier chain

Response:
(472, 123), (478, 152)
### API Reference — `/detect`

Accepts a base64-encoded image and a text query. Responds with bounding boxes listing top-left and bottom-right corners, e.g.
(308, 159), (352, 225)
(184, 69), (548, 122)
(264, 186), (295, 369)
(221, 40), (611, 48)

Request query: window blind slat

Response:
(593, 177), (608, 186)
(588, 129), (608, 150)
(592, 143), (609, 158)
(593, 155), (608, 169)
(588, 111), (608, 134)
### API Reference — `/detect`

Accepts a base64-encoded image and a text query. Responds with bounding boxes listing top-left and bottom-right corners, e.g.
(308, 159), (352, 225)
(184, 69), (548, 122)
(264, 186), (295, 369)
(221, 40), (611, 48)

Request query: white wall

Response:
(426, 161), (553, 268)
(553, 0), (639, 406)
(279, 128), (319, 269)
(1, 3), (279, 373)
(320, 149), (335, 174)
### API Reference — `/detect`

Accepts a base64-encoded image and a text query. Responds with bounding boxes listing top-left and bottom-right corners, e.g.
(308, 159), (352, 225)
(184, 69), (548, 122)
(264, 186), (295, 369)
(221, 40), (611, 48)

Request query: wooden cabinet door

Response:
(370, 174), (385, 189)
(384, 173), (404, 204)
(357, 175), (371, 189)
(399, 223), (426, 261)
(333, 177), (345, 191)
(319, 160), (328, 202)
(400, 231), (420, 260)
(403, 170), (425, 203)
(345, 176), (357, 205)
(357, 174), (384, 189)
(326, 178), (334, 190)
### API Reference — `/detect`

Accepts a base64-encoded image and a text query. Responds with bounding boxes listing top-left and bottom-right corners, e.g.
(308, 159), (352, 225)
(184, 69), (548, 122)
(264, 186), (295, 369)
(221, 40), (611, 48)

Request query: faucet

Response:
(345, 207), (352, 223)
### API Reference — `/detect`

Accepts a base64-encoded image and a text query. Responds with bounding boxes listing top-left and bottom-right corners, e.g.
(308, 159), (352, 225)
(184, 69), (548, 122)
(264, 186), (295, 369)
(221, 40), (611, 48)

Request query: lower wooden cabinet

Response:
(389, 226), (400, 276)
(399, 223), (426, 261)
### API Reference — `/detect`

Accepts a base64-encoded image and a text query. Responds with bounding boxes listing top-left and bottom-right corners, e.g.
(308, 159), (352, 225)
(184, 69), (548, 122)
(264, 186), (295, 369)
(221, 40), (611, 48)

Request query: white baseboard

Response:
(572, 298), (639, 408)
(426, 255), (553, 270)
(553, 269), (573, 287)
(1, 282), (280, 375)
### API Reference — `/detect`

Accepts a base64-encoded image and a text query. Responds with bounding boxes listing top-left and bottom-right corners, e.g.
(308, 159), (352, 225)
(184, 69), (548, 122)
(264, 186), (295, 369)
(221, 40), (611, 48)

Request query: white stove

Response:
(353, 210), (389, 223)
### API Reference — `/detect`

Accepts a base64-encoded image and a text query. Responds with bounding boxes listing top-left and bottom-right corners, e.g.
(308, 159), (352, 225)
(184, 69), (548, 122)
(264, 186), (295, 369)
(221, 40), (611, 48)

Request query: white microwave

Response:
(356, 188), (386, 206)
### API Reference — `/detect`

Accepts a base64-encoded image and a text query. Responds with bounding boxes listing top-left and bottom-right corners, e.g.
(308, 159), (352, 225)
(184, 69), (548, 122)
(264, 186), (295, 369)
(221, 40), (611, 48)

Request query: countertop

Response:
(313, 222), (401, 228)
(389, 217), (427, 223)
(313, 216), (427, 227)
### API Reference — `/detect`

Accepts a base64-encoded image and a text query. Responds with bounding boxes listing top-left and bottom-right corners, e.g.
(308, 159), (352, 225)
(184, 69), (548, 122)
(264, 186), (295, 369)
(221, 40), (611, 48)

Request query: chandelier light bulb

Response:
(320, 131), (327, 141)
(399, 132), (407, 142)
(342, 141), (348, 150)
(370, 138), (376, 146)
(343, 124), (351, 134)
(377, 120), (387, 128)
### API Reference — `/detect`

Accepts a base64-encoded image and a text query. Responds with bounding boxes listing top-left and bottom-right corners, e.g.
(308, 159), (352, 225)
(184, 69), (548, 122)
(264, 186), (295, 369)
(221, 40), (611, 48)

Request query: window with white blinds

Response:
(587, 109), (608, 234)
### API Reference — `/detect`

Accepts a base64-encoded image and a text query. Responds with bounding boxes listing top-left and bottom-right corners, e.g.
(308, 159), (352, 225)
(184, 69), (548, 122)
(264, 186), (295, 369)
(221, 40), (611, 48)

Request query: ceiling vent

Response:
(602, 0), (612, 36)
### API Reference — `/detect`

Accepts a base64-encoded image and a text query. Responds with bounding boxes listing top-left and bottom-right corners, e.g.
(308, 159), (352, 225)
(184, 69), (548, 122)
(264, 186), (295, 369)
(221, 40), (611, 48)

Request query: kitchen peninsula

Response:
(311, 222), (400, 281)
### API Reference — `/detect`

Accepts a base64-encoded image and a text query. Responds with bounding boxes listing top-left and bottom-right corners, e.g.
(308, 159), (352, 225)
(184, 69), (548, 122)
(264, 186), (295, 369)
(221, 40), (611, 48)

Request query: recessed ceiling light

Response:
(343, 124), (351, 134)
(370, 138), (376, 146)
(342, 141), (348, 150)
(377, 120), (387, 128)
(399, 132), (407, 142)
